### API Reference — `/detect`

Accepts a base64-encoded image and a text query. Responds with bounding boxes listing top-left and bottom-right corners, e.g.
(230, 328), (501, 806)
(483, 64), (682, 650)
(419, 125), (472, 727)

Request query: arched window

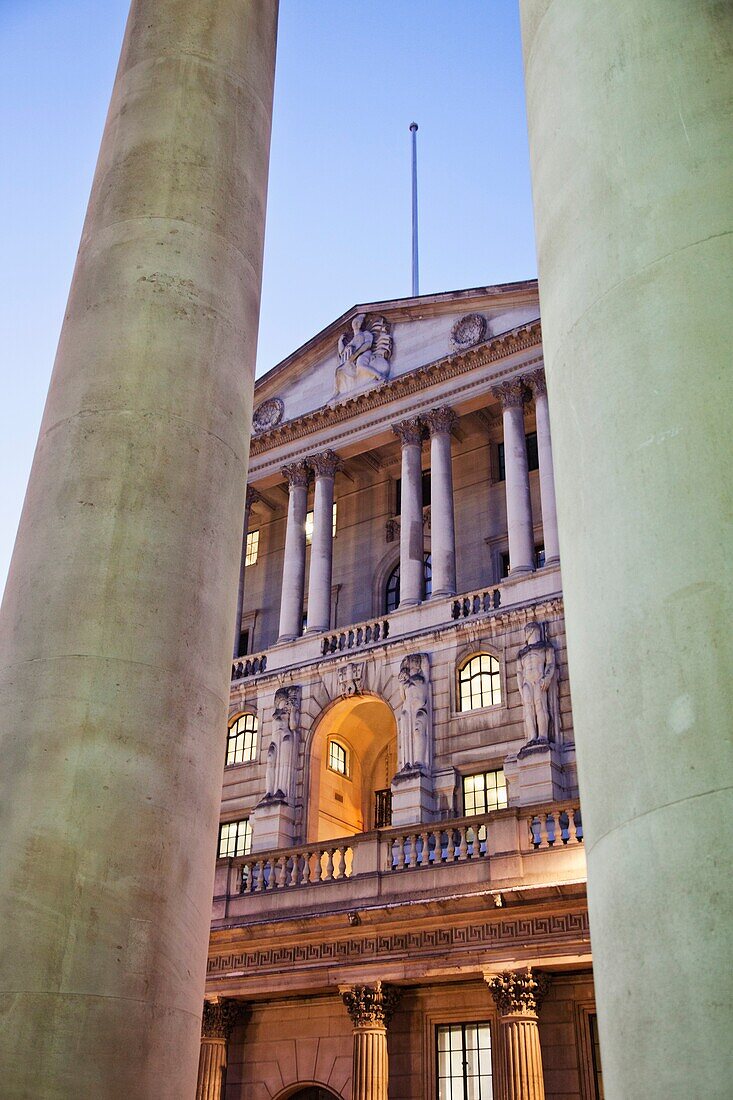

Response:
(327, 738), (349, 776)
(457, 653), (501, 712)
(385, 552), (432, 613)
(226, 712), (258, 765)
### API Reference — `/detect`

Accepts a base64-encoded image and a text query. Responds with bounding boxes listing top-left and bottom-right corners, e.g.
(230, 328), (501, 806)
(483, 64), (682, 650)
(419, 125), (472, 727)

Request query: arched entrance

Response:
(307, 695), (397, 840)
(276, 1087), (342, 1100)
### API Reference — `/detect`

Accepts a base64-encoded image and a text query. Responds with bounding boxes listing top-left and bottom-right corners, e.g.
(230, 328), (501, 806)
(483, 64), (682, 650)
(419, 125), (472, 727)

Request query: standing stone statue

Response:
(516, 622), (561, 744)
(263, 686), (301, 802)
(396, 653), (431, 771)
(334, 314), (392, 396)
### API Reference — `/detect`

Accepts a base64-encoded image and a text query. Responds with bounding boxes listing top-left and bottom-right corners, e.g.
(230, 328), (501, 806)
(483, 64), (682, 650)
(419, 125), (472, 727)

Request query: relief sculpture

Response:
(334, 313), (392, 397)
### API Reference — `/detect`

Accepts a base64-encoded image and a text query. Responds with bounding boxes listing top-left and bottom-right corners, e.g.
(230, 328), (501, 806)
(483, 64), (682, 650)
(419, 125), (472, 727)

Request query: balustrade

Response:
(231, 653), (267, 681)
(238, 842), (355, 894)
(451, 586), (502, 621)
(321, 617), (390, 656)
(385, 820), (488, 870)
(528, 805), (583, 848)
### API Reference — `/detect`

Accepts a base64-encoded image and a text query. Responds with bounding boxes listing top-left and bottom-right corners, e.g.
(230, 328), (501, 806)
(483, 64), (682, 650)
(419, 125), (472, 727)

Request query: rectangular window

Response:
(328, 739), (348, 776)
(497, 432), (539, 482)
(245, 529), (259, 566)
(217, 818), (252, 858)
(236, 629), (249, 657)
(463, 770), (507, 816)
(589, 1014), (604, 1099)
(305, 503), (337, 544)
(395, 470), (431, 515)
(436, 1022), (493, 1100)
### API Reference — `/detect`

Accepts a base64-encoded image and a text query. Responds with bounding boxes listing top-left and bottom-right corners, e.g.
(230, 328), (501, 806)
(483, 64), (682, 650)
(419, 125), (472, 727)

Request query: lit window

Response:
(385, 553), (432, 613)
(218, 818), (252, 858)
(463, 770), (507, 816)
(328, 739), (348, 776)
(458, 653), (501, 711)
(436, 1022), (493, 1100)
(245, 530), (259, 566)
(226, 713), (258, 765)
(305, 503), (337, 544)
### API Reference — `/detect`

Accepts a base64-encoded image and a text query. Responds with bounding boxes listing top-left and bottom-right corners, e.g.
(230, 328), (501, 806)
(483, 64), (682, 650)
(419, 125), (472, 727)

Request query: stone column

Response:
(196, 1000), (241, 1100)
(487, 969), (549, 1100)
(520, 5), (732, 1096)
(393, 418), (425, 607)
(305, 450), (341, 633)
(0, 3), (277, 1096)
(233, 487), (256, 658)
(425, 407), (458, 597)
(527, 373), (560, 566)
(496, 380), (534, 575)
(341, 982), (401, 1100)
(277, 462), (310, 643)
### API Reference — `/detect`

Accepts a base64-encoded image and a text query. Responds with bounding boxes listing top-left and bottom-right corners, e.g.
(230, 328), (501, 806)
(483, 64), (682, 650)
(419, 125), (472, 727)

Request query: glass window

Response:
(463, 770), (507, 816)
(497, 432), (539, 482)
(436, 1022), (493, 1100)
(218, 818), (252, 858)
(244, 529), (259, 566)
(235, 629), (249, 658)
(226, 713), (258, 765)
(589, 1013), (605, 1099)
(328, 739), (348, 776)
(458, 654), (501, 711)
(385, 553), (432, 613)
(305, 503), (337, 544)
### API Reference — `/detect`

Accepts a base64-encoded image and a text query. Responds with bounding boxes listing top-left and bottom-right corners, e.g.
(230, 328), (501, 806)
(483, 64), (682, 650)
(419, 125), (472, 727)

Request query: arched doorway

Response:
(285, 1089), (342, 1100)
(307, 695), (398, 840)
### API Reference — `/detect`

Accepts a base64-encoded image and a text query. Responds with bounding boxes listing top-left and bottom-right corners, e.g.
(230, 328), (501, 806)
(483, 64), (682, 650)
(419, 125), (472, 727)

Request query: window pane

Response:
(226, 713), (258, 765)
(244, 529), (259, 566)
(458, 654), (500, 711)
(328, 740), (347, 775)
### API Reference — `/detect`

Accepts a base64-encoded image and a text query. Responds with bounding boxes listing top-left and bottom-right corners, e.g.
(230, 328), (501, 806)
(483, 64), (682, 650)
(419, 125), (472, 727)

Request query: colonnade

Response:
(236, 372), (560, 647)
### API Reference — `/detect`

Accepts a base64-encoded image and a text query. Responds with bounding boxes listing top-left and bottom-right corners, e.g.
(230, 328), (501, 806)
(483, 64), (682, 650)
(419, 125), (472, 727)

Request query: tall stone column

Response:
(233, 487), (256, 658)
(487, 970), (549, 1100)
(341, 982), (401, 1100)
(0, 3), (277, 1096)
(305, 450), (341, 633)
(393, 418), (425, 607)
(496, 381), (534, 574)
(277, 462), (310, 643)
(520, 4), (732, 1096)
(196, 1000), (242, 1100)
(527, 372), (560, 566)
(425, 407), (458, 597)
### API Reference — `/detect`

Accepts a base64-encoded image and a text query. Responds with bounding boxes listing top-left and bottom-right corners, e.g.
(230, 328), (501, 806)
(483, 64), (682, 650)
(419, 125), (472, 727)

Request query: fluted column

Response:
(528, 372), (560, 566)
(0, 3), (277, 1095)
(393, 418), (425, 607)
(277, 462), (310, 643)
(196, 1000), (241, 1100)
(306, 450), (341, 633)
(496, 381), (534, 575)
(487, 970), (549, 1100)
(341, 982), (401, 1100)
(233, 487), (257, 657)
(425, 407), (458, 597)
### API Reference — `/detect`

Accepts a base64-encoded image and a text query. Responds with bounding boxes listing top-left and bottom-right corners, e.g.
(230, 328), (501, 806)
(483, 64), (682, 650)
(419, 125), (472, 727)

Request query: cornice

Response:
(250, 320), (542, 457)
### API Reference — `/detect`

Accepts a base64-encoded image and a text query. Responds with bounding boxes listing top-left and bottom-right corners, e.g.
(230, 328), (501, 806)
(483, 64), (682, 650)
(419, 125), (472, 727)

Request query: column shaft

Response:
(498, 384), (534, 574)
(352, 1027), (389, 1100)
(501, 1017), (546, 1100)
(427, 408), (457, 597)
(394, 420), (424, 607)
(0, 3), (277, 1096)
(306, 452), (340, 633)
(531, 383), (560, 566)
(277, 465), (309, 643)
(196, 1038), (227, 1100)
(233, 490), (254, 658)
(520, 4), (732, 1095)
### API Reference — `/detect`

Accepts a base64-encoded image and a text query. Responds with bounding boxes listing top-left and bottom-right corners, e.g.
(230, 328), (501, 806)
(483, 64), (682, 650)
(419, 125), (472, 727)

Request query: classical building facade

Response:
(201, 282), (600, 1100)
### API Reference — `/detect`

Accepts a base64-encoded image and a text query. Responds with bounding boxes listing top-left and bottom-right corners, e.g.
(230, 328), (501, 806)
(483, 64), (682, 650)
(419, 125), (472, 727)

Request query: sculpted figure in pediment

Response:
(334, 314), (392, 397)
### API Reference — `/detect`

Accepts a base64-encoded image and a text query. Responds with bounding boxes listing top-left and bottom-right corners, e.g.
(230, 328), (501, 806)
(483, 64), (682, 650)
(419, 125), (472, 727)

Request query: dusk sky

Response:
(0, 1), (537, 589)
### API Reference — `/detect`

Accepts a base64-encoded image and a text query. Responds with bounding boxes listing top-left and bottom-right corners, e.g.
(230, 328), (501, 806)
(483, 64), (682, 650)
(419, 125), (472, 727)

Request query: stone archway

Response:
(275, 1086), (342, 1100)
(306, 694), (398, 841)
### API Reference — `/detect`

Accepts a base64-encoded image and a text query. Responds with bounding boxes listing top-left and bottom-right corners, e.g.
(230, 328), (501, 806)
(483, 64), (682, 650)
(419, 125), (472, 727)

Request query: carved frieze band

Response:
(342, 981), (401, 1029)
(487, 968), (550, 1018)
(207, 910), (589, 976)
(201, 999), (243, 1040)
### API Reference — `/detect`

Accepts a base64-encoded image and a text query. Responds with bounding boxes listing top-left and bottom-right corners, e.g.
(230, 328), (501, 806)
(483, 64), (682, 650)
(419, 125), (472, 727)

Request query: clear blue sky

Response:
(0, 1), (537, 590)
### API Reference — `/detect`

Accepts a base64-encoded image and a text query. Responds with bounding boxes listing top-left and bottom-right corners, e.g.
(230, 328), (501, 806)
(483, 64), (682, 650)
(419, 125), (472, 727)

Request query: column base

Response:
(304, 625), (327, 635)
(544, 555), (560, 567)
(430, 587), (456, 599)
(275, 633), (298, 645)
(508, 565), (535, 577)
(398, 597), (421, 609)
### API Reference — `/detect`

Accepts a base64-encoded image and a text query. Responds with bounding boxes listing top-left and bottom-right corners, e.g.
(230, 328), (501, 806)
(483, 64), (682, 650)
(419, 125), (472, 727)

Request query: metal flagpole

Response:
(410, 122), (419, 296)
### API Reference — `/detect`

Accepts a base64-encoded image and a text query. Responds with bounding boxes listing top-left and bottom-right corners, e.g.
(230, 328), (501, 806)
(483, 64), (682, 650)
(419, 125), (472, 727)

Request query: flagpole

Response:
(410, 122), (419, 296)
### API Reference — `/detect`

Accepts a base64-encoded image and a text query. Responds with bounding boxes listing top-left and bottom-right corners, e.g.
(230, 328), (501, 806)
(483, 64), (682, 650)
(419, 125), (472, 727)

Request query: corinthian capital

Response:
(281, 461), (311, 490)
(526, 369), (547, 398)
(341, 981), (401, 1029)
(201, 999), (243, 1040)
(486, 968), (550, 1018)
(392, 418), (425, 447)
(494, 379), (527, 410)
(308, 449), (342, 479)
(425, 406), (457, 436)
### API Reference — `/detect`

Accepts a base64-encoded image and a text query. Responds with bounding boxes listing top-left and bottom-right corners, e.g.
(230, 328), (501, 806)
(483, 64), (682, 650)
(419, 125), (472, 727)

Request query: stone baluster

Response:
(341, 982), (401, 1100)
(233, 487), (256, 658)
(393, 418), (425, 606)
(425, 407), (458, 597)
(277, 462), (310, 643)
(196, 999), (242, 1100)
(487, 969), (550, 1100)
(306, 450), (341, 633)
(495, 381), (535, 574)
(527, 371), (560, 566)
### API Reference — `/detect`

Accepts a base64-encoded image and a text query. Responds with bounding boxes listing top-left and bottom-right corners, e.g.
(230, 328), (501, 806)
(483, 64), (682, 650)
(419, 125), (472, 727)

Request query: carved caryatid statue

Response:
(516, 622), (561, 744)
(334, 313), (392, 397)
(396, 653), (431, 772)
(263, 686), (301, 802)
